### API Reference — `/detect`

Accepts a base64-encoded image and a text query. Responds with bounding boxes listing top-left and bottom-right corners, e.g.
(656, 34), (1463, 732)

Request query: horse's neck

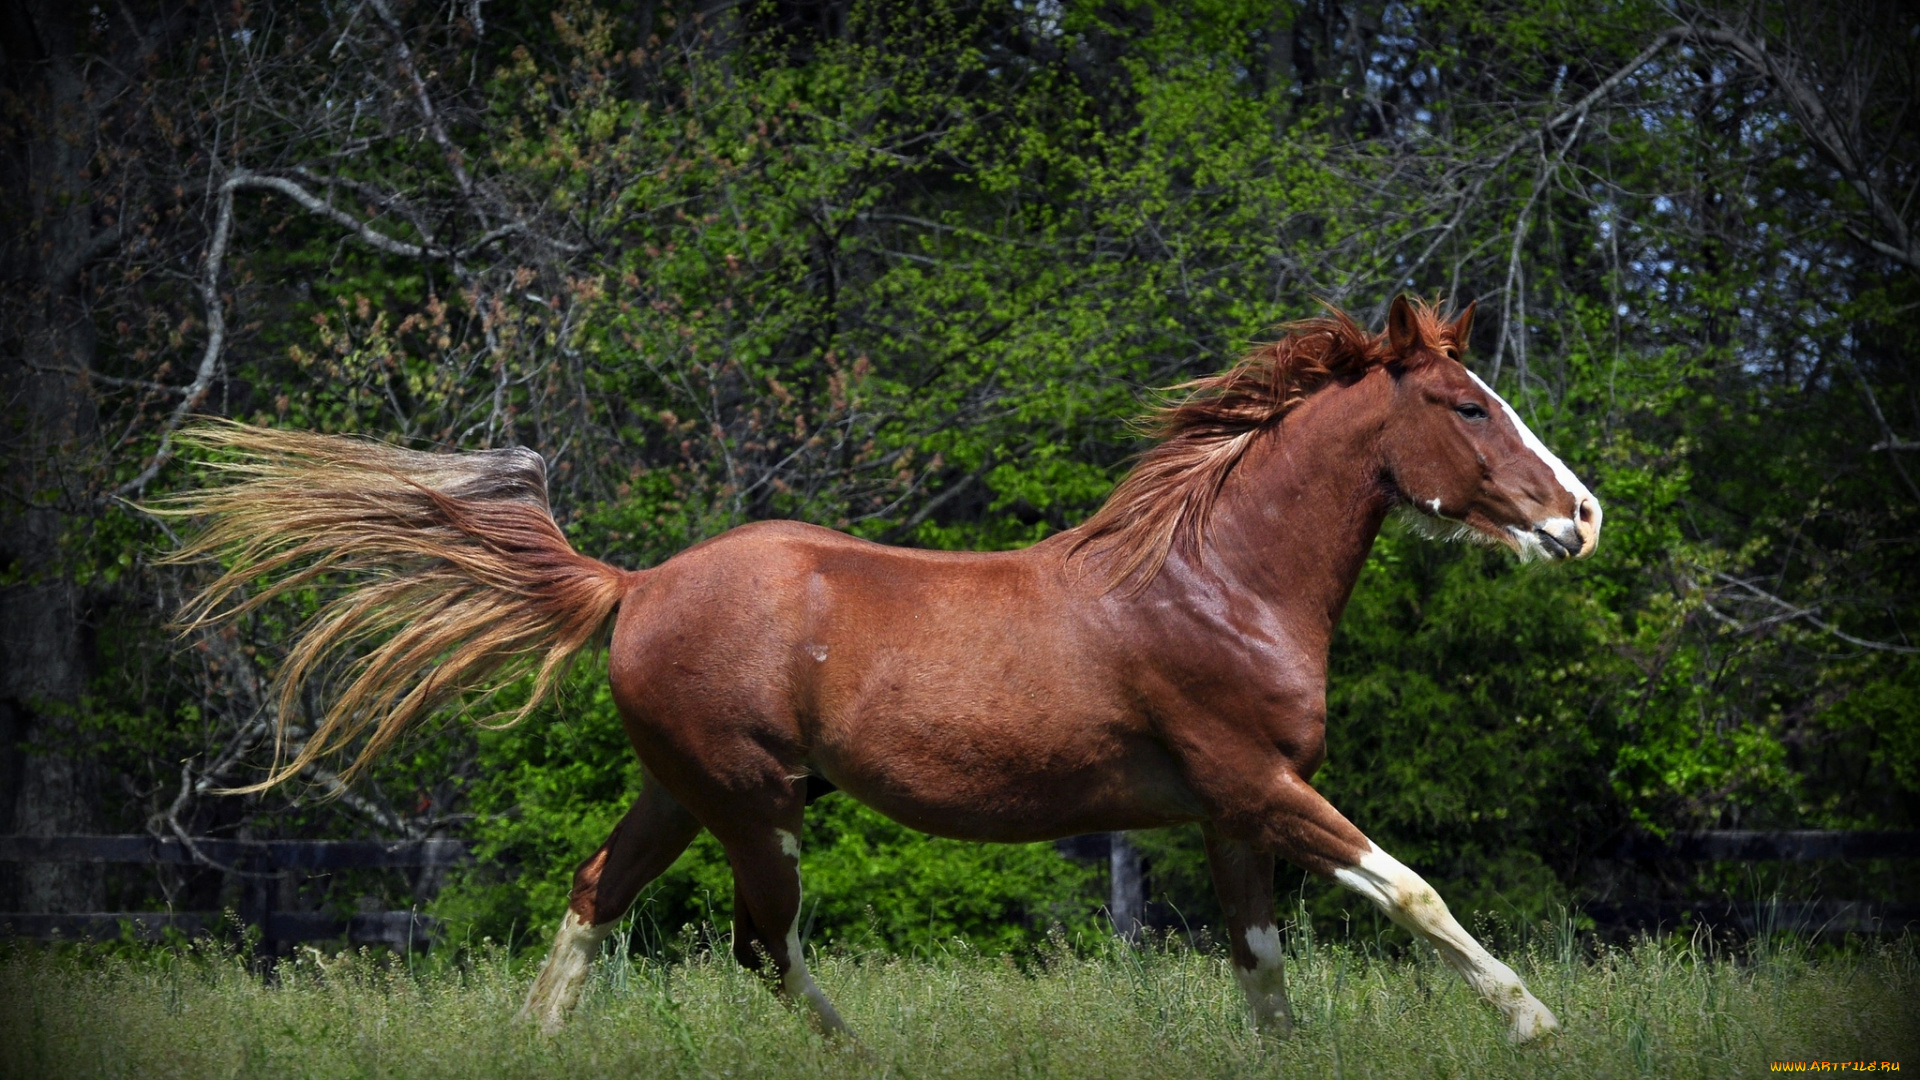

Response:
(1184, 375), (1394, 644)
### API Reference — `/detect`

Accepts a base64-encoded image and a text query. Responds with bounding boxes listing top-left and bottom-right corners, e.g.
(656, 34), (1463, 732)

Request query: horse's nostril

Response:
(1571, 496), (1602, 558)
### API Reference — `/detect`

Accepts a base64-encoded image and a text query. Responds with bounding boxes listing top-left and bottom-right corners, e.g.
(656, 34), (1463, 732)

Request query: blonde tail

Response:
(154, 420), (629, 791)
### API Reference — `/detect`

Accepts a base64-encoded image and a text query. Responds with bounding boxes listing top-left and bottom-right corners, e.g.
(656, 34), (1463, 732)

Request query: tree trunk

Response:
(0, 0), (109, 913)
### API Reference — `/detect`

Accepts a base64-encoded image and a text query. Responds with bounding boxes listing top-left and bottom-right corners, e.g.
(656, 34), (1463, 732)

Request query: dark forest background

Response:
(2, 0), (1916, 954)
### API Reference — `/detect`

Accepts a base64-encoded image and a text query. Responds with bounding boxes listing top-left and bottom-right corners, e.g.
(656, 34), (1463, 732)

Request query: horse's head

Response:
(1377, 296), (1601, 561)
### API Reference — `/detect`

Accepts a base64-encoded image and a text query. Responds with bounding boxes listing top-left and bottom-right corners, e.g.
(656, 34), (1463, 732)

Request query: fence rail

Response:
(6, 830), (1916, 947)
(0, 910), (437, 949)
(0, 834), (471, 870)
(0, 834), (470, 950)
(1607, 830), (1920, 861)
(1593, 830), (1920, 935)
(1582, 900), (1920, 935)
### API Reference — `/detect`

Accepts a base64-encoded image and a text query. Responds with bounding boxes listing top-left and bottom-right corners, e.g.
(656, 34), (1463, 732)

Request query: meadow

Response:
(2, 926), (1913, 1080)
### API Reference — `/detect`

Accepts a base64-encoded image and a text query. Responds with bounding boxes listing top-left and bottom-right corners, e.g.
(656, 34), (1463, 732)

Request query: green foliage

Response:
(1319, 528), (1617, 914)
(70, 0), (1920, 952)
(775, 797), (1104, 955)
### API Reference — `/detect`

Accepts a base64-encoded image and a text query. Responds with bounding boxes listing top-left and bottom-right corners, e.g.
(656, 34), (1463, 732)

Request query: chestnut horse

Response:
(168, 296), (1597, 1044)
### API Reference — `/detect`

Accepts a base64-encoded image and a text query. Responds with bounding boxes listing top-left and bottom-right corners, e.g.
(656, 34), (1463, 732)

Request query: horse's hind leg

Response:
(519, 776), (702, 1033)
(1203, 827), (1293, 1037)
(719, 809), (850, 1035)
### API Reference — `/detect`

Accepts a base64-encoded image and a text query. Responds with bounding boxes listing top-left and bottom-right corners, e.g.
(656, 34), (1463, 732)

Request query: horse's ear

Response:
(1387, 294), (1419, 354)
(1448, 300), (1477, 356)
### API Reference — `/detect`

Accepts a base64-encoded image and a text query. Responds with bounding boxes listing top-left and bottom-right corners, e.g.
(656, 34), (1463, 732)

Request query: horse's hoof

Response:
(514, 993), (572, 1036)
(1254, 1017), (1297, 1041)
(1506, 1003), (1561, 1045)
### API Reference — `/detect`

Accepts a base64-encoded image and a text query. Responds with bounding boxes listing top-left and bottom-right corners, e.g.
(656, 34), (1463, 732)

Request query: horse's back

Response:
(607, 519), (1076, 720)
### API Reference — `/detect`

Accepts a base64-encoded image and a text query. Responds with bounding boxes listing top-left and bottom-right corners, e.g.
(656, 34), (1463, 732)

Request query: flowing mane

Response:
(1069, 299), (1466, 590)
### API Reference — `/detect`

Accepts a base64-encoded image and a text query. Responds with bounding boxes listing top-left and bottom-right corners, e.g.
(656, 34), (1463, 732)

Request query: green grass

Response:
(2, 929), (1914, 1079)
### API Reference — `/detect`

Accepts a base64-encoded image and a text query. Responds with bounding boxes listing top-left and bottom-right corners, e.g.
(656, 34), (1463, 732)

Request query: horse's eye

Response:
(1454, 403), (1489, 421)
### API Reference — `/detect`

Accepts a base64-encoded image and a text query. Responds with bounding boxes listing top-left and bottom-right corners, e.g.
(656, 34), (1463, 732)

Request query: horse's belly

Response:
(811, 712), (1204, 843)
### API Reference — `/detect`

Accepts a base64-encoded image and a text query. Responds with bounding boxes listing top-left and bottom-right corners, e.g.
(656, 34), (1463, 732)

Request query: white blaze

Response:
(1465, 371), (1592, 504)
(1466, 370), (1600, 556)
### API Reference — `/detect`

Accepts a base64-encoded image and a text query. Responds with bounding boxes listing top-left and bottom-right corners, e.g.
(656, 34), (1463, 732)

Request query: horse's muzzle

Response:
(1538, 495), (1601, 560)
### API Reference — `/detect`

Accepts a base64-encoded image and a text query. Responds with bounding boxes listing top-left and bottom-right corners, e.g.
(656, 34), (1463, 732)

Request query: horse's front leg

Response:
(1202, 826), (1293, 1037)
(1238, 770), (1560, 1043)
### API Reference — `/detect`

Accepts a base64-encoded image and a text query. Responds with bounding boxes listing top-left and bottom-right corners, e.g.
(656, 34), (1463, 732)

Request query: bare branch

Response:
(1845, 358), (1920, 501)
(1710, 571), (1920, 654)
(1546, 28), (1693, 134)
(1687, 22), (1920, 271)
(109, 179), (238, 500)
(104, 166), (536, 500)
(363, 0), (484, 217)
(153, 763), (274, 878)
(1396, 27), (1691, 298)
(231, 172), (449, 259)
(161, 626), (421, 841)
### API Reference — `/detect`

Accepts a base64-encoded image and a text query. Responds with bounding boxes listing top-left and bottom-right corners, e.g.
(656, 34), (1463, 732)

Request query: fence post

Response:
(241, 847), (275, 956)
(1109, 832), (1144, 940)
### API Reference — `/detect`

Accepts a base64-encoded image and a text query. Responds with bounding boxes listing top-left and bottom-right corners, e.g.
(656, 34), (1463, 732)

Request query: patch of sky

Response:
(1011, 0), (1064, 40)
(1591, 201), (1617, 240)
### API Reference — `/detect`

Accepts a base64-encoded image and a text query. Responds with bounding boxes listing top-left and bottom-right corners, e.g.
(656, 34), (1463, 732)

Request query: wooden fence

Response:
(1058, 830), (1920, 936)
(1606, 830), (1920, 861)
(3, 829), (1915, 947)
(0, 835), (468, 951)
(1592, 829), (1920, 935)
